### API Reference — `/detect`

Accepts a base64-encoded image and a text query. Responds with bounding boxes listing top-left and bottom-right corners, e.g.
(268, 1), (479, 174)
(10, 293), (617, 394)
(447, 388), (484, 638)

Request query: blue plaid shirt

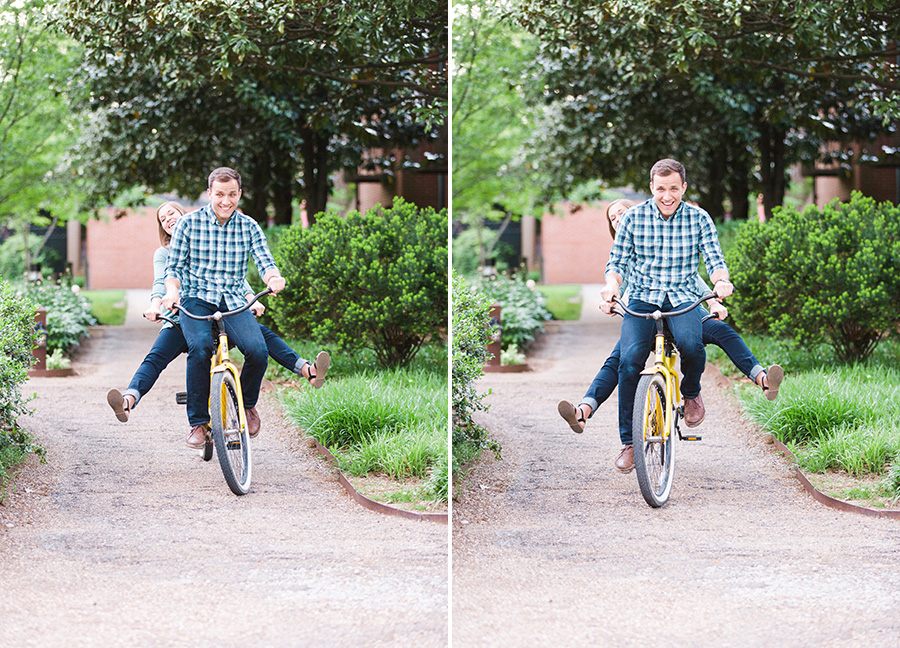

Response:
(165, 205), (277, 310)
(606, 198), (727, 307)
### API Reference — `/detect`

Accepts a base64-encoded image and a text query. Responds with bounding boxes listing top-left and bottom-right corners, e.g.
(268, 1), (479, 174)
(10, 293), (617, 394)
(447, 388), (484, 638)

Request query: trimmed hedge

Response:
(728, 192), (900, 363)
(271, 199), (447, 369)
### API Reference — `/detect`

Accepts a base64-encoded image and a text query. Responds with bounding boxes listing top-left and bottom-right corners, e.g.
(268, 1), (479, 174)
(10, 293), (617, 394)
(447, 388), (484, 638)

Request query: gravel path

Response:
(0, 291), (447, 647)
(452, 285), (900, 648)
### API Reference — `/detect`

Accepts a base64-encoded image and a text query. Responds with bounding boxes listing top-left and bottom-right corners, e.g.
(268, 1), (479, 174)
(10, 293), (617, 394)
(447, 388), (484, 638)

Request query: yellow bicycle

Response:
(170, 288), (273, 496)
(614, 293), (718, 508)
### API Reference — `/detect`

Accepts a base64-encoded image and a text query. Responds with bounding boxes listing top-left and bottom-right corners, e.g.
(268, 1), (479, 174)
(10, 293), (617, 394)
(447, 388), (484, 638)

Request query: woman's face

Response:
(608, 202), (629, 231)
(158, 205), (182, 235)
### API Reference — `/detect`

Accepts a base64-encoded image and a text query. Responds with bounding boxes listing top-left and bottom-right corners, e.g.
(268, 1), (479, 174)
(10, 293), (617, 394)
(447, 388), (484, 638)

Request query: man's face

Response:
(650, 171), (686, 217)
(208, 178), (241, 221)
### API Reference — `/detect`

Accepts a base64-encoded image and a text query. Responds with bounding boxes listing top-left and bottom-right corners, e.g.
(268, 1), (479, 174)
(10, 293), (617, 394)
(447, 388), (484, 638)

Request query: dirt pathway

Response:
(452, 285), (900, 648)
(1, 291), (447, 647)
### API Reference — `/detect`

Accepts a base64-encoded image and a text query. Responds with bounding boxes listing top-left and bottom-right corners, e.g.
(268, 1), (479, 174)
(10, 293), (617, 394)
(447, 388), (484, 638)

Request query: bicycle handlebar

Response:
(173, 288), (274, 322)
(612, 292), (718, 320)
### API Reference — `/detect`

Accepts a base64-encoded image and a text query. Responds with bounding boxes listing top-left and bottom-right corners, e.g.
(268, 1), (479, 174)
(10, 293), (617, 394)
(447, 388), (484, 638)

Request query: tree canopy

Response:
(507, 0), (900, 216)
(57, 0), (448, 222)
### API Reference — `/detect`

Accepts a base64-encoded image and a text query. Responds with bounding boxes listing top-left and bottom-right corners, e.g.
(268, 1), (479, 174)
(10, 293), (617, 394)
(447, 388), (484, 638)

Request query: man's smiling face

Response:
(650, 171), (686, 217)
(208, 178), (241, 222)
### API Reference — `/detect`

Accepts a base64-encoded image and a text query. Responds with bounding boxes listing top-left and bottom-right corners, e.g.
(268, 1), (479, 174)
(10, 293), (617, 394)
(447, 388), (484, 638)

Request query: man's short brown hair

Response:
(649, 159), (686, 185)
(208, 167), (242, 189)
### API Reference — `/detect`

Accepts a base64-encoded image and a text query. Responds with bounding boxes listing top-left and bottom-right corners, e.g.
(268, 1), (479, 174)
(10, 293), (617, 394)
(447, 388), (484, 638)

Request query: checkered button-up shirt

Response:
(606, 198), (727, 307)
(165, 205), (277, 310)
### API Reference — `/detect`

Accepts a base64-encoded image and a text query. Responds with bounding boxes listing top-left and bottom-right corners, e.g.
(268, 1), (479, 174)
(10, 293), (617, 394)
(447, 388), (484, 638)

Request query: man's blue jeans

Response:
(180, 297), (269, 427)
(617, 297), (704, 445)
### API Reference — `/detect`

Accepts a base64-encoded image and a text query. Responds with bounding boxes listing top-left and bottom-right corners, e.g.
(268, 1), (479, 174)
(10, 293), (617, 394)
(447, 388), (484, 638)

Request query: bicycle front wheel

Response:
(210, 371), (252, 495)
(632, 373), (675, 507)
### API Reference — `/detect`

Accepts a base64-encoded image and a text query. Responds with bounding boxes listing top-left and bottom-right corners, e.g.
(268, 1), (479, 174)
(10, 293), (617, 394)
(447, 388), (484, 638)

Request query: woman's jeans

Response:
(124, 325), (187, 408)
(124, 318), (306, 421)
(180, 297), (269, 427)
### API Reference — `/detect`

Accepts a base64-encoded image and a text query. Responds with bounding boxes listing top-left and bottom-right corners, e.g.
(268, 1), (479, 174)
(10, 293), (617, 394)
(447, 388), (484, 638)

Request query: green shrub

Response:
(22, 279), (97, 355)
(473, 273), (552, 350)
(452, 271), (498, 471)
(728, 193), (900, 363)
(0, 280), (43, 491)
(271, 199), (447, 369)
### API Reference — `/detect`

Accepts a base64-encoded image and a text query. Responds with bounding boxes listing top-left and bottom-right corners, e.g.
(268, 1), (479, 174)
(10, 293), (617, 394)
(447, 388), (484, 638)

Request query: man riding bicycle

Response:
(162, 167), (286, 449)
(599, 158), (733, 472)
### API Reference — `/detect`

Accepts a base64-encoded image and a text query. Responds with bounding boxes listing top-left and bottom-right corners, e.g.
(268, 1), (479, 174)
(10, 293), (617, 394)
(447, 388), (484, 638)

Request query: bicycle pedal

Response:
(227, 440), (242, 450)
(175, 391), (188, 405)
(681, 433), (702, 441)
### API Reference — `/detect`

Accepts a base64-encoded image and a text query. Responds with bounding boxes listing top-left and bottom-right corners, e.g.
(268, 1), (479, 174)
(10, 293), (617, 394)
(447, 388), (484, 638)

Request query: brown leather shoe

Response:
(684, 394), (705, 428)
(615, 444), (635, 473)
(246, 407), (260, 438)
(186, 424), (209, 449)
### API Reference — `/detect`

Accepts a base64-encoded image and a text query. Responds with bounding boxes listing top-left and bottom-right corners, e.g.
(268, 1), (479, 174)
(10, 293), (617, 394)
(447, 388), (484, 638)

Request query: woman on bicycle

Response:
(558, 196), (783, 472)
(107, 200), (329, 444)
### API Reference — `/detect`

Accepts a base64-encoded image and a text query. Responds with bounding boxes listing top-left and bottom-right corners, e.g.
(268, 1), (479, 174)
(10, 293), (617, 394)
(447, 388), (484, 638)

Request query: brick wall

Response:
(540, 203), (615, 285)
(86, 206), (160, 289)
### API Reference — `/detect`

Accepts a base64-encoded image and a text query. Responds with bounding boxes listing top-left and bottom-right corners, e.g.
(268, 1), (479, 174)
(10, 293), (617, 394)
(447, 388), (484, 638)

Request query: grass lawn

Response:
(272, 341), (448, 509)
(82, 289), (127, 325)
(709, 336), (900, 507)
(537, 284), (582, 320)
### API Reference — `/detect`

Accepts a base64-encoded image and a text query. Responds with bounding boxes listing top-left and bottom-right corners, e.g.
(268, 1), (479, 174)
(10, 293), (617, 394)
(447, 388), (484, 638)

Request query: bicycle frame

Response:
(209, 317), (247, 435)
(642, 322), (681, 445)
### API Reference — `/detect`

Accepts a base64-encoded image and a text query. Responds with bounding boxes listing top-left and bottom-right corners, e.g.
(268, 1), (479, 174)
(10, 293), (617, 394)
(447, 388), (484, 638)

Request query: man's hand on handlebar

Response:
(266, 275), (286, 294)
(713, 278), (733, 300)
(161, 290), (180, 312)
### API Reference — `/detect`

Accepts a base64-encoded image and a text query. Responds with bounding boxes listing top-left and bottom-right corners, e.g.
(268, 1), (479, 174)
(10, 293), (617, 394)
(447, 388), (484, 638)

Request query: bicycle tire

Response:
(210, 371), (252, 495)
(632, 373), (675, 507)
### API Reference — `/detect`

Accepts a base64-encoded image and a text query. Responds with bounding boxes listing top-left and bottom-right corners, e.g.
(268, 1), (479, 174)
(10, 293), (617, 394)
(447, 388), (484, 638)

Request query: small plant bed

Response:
(275, 341), (448, 512)
(715, 341), (900, 512)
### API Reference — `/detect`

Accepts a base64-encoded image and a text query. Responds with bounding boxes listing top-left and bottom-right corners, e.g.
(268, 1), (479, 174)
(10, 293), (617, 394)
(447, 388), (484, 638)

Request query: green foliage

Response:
(59, 0), (446, 218)
(452, 271), (498, 472)
(0, 233), (60, 281)
(0, 280), (44, 492)
(452, 2), (541, 218)
(473, 273), (552, 350)
(885, 462), (900, 500)
(500, 343), (526, 366)
(508, 0), (898, 215)
(0, 1), (84, 239)
(728, 193), (900, 363)
(271, 199), (447, 369)
(23, 280), (97, 355)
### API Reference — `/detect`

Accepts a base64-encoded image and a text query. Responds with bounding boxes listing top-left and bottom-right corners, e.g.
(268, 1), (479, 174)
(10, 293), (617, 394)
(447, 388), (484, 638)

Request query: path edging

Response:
(712, 365), (900, 520)
(312, 440), (448, 524)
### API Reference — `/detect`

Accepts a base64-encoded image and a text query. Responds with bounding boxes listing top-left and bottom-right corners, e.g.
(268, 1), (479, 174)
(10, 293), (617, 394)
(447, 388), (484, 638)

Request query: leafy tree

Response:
(728, 192), (900, 363)
(452, 2), (542, 269)
(271, 199), (447, 368)
(0, 1), (84, 271)
(57, 0), (448, 222)
(510, 0), (900, 216)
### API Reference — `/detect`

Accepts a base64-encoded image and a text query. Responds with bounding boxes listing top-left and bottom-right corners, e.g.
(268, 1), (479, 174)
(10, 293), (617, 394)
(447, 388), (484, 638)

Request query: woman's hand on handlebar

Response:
(143, 304), (162, 322)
